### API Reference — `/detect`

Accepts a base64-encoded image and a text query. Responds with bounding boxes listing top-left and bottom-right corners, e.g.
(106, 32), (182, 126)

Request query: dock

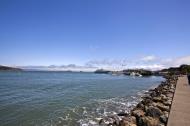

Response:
(167, 76), (190, 126)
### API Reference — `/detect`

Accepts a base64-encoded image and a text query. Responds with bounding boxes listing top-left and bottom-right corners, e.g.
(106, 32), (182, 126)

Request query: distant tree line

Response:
(160, 64), (190, 75)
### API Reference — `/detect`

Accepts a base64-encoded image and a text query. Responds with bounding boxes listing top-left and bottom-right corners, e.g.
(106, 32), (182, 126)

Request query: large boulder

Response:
(163, 111), (169, 118)
(153, 97), (162, 103)
(146, 106), (163, 118)
(169, 88), (175, 93)
(160, 94), (168, 101)
(119, 120), (137, 126)
(120, 116), (137, 126)
(156, 104), (170, 112)
(136, 116), (159, 126)
(150, 91), (158, 97)
(142, 99), (153, 106)
(144, 116), (160, 126)
(163, 101), (172, 106)
(136, 102), (145, 110)
(135, 116), (144, 126)
(132, 109), (145, 118)
(118, 112), (128, 116)
(166, 93), (173, 99)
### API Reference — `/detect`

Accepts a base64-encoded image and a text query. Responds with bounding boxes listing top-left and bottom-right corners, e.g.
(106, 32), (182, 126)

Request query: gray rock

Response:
(153, 97), (162, 102)
(118, 112), (128, 116)
(146, 106), (163, 118)
(169, 89), (175, 93)
(142, 99), (153, 106)
(136, 102), (144, 109)
(110, 115), (120, 125)
(136, 116), (159, 126)
(144, 105), (149, 113)
(99, 118), (104, 125)
(163, 111), (169, 118)
(160, 115), (168, 124)
(136, 116), (144, 126)
(166, 93), (173, 99)
(120, 116), (137, 126)
(142, 95), (152, 100)
(160, 94), (167, 101)
(132, 109), (145, 118)
(159, 123), (165, 126)
(156, 104), (170, 112)
(163, 101), (172, 106)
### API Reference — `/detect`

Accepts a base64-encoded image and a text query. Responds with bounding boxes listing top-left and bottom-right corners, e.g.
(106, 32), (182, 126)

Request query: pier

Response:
(167, 76), (190, 126)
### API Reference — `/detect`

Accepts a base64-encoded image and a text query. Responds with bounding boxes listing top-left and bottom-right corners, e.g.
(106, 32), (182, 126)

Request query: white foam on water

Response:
(89, 120), (97, 125)
(50, 92), (144, 126)
(75, 95), (143, 126)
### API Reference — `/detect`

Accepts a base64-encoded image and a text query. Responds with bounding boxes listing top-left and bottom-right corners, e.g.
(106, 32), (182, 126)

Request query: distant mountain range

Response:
(1, 64), (190, 75)
(19, 65), (98, 72)
(0, 65), (22, 71)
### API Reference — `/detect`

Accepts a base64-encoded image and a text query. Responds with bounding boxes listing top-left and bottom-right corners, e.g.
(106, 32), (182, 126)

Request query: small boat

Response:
(130, 72), (142, 77)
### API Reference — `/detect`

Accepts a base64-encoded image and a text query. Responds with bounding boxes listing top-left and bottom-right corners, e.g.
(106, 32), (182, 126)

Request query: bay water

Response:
(0, 71), (164, 126)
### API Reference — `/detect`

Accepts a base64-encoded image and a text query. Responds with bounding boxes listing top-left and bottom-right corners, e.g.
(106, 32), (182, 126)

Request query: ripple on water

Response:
(51, 94), (143, 126)
(0, 72), (164, 126)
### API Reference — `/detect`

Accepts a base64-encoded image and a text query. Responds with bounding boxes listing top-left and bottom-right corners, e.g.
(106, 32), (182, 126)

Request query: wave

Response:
(48, 92), (146, 126)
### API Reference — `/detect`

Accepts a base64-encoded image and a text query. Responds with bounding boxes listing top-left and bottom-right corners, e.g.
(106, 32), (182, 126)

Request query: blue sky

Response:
(0, 0), (190, 70)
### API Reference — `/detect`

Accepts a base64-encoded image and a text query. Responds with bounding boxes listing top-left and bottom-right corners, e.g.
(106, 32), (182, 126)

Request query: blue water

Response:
(0, 71), (164, 126)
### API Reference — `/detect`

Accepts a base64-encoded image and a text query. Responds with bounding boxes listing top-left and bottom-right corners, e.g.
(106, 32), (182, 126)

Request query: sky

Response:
(0, 0), (190, 70)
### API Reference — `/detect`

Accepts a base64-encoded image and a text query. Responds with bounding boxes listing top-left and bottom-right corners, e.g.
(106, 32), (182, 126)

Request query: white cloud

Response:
(129, 64), (165, 70)
(141, 55), (157, 62)
(174, 56), (190, 65)
(86, 55), (190, 71)
(85, 59), (129, 68)
(20, 64), (98, 72)
(162, 56), (190, 67)
(19, 55), (190, 71)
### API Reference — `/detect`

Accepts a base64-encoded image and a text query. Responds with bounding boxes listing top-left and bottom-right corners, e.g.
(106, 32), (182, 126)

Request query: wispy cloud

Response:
(141, 55), (157, 62)
(19, 55), (190, 71)
(162, 55), (190, 67)
(86, 59), (127, 66)
(85, 55), (190, 70)
(20, 64), (98, 72)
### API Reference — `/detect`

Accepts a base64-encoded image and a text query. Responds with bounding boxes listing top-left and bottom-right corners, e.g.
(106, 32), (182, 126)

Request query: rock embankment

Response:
(99, 75), (178, 126)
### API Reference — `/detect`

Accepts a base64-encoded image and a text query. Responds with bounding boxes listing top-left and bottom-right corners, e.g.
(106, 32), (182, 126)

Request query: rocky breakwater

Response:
(98, 75), (178, 126)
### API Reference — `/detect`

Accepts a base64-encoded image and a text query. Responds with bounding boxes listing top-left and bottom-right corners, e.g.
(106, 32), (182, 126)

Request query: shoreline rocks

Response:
(99, 75), (178, 126)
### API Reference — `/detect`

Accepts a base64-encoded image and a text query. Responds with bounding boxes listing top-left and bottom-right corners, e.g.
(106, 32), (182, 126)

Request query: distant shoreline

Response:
(0, 65), (22, 71)
(1, 64), (190, 75)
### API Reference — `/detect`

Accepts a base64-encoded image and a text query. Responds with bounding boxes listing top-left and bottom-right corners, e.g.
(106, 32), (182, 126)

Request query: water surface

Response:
(0, 71), (164, 126)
